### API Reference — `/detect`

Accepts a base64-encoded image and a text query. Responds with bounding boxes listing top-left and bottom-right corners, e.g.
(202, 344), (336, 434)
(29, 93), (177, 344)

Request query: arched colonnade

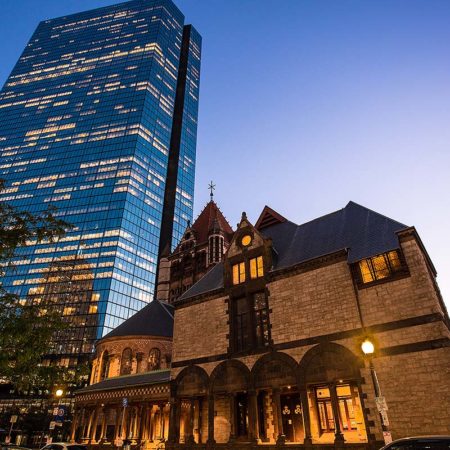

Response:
(169, 344), (370, 446)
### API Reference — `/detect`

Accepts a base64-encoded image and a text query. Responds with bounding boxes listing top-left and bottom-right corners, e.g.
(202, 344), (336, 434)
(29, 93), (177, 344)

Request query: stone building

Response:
(157, 199), (233, 304)
(168, 202), (450, 449)
(72, 300), (174, 448)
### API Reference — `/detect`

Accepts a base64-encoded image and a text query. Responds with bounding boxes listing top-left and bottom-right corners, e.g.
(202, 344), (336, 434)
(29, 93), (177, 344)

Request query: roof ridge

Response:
(346, 201), (408, 228)
(157, 299), (174, 319)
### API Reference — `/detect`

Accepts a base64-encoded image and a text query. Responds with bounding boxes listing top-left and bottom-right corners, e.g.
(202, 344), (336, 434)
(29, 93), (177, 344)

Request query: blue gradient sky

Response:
(1, 0), (449, 307)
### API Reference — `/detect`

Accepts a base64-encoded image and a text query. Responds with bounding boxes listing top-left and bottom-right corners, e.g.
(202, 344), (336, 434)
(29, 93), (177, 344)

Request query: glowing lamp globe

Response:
(55, 389), (64, 397)
(361, 339), (375, 355)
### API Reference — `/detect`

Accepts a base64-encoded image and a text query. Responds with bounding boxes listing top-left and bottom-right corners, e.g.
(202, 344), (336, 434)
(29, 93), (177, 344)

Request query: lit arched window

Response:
(120, 348), (132, 375)
(99, 350), (110, 381)
(148, 348), (161, 371)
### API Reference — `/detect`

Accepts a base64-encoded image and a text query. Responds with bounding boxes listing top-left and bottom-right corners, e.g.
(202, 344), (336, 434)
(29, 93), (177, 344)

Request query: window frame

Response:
(354, 249), (409, 288)
(231, 290), (271, 354)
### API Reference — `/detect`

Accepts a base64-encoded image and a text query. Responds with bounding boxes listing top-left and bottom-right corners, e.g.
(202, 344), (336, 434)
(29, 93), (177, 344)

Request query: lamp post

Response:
(51, 389), (64, 443)
(361, 339), (392, 446)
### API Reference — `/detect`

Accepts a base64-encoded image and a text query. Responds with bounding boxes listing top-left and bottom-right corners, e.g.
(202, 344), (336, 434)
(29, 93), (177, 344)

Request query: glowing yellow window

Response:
(250, 256), (264, 279)
(358, 250), (403, 284)
(232, 262), (246, 285)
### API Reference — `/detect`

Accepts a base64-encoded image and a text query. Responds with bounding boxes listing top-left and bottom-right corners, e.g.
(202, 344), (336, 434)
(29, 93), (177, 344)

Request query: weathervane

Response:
(208, 180), (216, 200)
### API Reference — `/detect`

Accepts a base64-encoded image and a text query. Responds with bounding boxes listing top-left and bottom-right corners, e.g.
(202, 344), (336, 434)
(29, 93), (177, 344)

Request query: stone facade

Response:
(168, 206), (450, 449)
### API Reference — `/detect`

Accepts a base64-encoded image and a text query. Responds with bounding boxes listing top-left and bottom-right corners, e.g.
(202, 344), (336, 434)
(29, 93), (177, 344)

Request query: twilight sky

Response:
(0, 0), (449, 308)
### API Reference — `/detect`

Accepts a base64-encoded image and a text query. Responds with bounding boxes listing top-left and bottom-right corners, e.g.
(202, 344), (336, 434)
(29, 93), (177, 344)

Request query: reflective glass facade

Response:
(0, 0), (201, 364)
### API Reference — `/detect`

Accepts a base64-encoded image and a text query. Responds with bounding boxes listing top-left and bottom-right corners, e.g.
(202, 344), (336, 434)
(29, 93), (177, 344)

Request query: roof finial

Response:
(208, 180), (216, 201)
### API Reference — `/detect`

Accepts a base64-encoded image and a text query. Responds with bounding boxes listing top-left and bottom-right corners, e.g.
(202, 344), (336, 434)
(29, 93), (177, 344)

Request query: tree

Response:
(0, 180), (73, 391)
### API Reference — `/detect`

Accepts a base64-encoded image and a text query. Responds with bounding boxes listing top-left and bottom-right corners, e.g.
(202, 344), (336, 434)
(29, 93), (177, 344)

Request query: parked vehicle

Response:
(40, 444), (87, 450)
(381, 436), (450, 450)
(1, 444), (31, 450)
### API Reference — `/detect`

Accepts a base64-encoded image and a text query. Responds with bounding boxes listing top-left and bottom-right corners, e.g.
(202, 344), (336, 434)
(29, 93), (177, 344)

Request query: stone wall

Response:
(172, 296), (229, 362)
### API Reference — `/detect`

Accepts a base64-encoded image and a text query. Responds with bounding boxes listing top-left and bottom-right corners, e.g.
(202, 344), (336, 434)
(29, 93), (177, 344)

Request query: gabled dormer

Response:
(224, 212), (273, 289)
(224, 212), (274, 354)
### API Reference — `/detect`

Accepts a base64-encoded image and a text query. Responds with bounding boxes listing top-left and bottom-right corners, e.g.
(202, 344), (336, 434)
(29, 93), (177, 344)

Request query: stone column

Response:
(149, 405), (155, 442)
(198, 397), (204, 444)
(227, 394), (236, 443)
(330, 384), (345, 445)
(299, 389), (312, 445)
(273, 389), (285, 445)
(159, 403), (165, 439)
(70, 408), (79, 442)
(100, 407), (108, 441)
(186, 398), (195, 444)
(207, 394), (215, 445)
(248, 390), (260, 443)
(85, 408), (94, 442)
(114, 406), (122, 441)
(90, 407), (100, 442)
(140, 406), (149, 441)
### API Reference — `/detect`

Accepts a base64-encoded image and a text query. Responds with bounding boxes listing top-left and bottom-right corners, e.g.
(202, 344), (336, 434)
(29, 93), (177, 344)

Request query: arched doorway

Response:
(210, 360), (252, 443)
(298, 343), (368, 445)
(174, 366), (209, 444)
(252, 352), (303, 444)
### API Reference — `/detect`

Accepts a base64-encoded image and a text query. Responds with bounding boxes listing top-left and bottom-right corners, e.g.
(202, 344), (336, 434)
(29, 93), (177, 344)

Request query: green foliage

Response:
(0, 179), (73, 392)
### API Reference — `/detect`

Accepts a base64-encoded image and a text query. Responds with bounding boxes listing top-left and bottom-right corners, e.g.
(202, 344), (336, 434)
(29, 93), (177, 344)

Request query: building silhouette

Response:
(0, 0), (201, 367)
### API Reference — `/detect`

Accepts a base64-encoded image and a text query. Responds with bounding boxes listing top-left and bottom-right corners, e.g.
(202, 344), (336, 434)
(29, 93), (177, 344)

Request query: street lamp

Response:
(55, 389), (64, 398)
(361, 338), (392, 445)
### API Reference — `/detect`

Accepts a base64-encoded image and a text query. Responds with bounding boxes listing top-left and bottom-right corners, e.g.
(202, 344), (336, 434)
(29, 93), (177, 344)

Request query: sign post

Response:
(7, 414), (18, 443)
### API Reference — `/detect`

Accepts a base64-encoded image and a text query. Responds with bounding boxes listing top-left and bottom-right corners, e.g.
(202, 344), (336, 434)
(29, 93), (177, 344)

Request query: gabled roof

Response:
(255, 205), (287, 230)
(103, 300), (174, 340)
(189, 201), (233, 243)
(76, 369), (170, 394)
(177, 201), (409, 301)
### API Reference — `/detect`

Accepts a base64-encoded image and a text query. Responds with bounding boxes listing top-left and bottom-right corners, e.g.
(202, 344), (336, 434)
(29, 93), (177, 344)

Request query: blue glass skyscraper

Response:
(0, 0), (201, 364)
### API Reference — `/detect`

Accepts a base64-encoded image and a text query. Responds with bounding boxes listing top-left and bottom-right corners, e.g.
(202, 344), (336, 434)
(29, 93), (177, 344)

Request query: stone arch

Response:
(176, 365), (209, 397)
(298, 343), (363, 385)
(99, 349), (110, 381)
(120, 347), (132, 375)
(252, 351), (298, 389)
(209, 359), (252, 394)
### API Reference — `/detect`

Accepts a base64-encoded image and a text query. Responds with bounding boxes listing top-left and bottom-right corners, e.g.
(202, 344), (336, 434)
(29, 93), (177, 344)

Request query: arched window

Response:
(148, 348), (161, 371)
(120, 348), (132, 375)
(209, 235), (224, 264)
(99, 350), (110, 381)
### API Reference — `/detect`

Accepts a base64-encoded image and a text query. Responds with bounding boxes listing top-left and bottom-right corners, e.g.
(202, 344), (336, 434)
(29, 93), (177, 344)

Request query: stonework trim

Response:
(379, 337), (450, 356)
(172, 312), (446, 367)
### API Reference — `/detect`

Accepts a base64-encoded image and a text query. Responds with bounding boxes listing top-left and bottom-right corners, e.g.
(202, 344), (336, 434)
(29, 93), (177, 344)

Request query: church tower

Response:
(157, 194), (233, 304)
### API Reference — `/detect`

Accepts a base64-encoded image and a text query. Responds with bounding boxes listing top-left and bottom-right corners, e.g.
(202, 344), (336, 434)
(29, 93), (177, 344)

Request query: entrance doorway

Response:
(280, 392), (304, 442)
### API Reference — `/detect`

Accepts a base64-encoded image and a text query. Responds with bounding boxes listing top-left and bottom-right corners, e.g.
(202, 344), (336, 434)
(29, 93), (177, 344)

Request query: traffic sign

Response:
(53, 405), (67, 422)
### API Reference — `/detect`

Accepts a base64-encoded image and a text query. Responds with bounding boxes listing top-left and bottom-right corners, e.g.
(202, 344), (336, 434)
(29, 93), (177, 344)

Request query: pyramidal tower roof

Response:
(189, 200), (233, 243)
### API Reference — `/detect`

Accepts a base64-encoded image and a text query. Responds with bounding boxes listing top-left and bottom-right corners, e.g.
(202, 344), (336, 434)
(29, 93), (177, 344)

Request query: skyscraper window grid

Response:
(0, 0), (201, 365)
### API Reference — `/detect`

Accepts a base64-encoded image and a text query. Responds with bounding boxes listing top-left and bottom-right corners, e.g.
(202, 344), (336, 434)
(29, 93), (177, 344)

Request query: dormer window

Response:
(357, 250), (405, 284)
(232, 262), (246, 285)
(250, 256), (264, 279)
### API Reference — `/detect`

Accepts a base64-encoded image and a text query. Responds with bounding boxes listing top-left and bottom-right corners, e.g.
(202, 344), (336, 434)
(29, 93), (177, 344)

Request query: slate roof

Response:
(103, 300), (174, 339)
(189, 200), (233, 243)
(76, 369), (170, 394)
(178, 201), (408, 301)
